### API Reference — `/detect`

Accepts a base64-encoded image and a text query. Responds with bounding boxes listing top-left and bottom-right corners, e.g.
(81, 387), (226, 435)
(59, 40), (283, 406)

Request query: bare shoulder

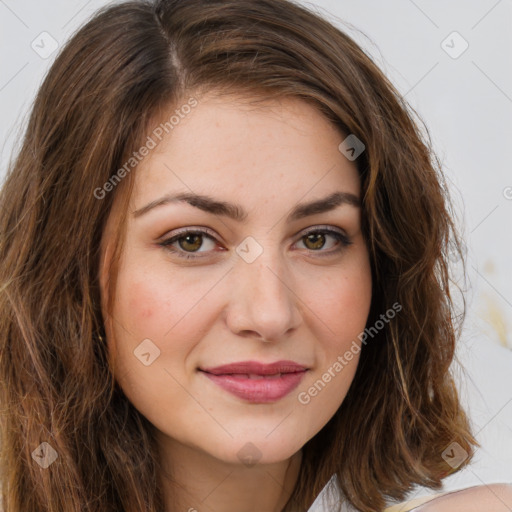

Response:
(416, 483), (512, 511)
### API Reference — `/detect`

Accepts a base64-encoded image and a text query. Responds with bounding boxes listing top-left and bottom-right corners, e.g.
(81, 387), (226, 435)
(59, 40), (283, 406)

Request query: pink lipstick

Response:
(199, 360), (308, 403)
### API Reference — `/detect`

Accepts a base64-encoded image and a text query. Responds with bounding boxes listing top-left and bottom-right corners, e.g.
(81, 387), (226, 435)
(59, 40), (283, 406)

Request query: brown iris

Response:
(179, 234), (203, 252)
(303, 232), (326, 250)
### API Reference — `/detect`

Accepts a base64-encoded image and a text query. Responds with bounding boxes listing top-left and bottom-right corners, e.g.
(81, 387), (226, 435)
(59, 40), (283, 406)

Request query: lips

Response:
(201, 360), (307, 376)
(199, 360), (308, 403)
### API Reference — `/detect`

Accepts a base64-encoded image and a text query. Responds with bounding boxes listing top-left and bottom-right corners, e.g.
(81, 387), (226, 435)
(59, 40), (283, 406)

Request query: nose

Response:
(224, 245), (302, 342)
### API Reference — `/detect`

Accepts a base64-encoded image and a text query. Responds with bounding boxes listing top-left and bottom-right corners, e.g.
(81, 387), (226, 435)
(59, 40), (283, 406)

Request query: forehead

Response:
(131, 93), (360, 209)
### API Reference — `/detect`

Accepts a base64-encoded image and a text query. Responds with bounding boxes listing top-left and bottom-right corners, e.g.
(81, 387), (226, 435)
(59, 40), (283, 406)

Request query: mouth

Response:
(198, 360), (309, 403)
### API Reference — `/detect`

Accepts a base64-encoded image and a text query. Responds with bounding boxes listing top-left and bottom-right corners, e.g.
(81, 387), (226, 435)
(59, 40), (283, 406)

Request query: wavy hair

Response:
(0, 0), (476, 510)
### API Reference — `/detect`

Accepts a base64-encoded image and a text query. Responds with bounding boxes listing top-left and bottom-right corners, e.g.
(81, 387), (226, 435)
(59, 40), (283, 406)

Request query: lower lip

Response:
(200, 370), (307, 403)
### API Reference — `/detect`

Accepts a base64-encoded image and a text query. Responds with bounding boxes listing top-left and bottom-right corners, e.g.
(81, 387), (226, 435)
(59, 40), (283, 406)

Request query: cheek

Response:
(306, 259), (372, 342)
(106, 271), (196, 414)
(113, 262), (207, 341)
(114, 277), (169, 340)
(324, 277), (370, 326)
(300, 253), (371, 407)
(297, 269), (370, 429)
(107, 258), (219, 381)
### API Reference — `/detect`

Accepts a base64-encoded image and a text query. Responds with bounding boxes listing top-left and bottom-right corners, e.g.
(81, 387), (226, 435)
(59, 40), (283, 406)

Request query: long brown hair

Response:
(0, 0), (476, 511)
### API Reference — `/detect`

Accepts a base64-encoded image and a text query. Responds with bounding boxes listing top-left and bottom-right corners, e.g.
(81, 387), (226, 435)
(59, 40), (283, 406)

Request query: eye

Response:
(294, 226), (352, 257)
(158, 225), (352, 260)
(158, 227), (220, 260)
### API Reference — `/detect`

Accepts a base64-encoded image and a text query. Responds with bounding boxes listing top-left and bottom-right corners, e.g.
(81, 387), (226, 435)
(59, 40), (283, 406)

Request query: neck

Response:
(157, 434), (303, 512)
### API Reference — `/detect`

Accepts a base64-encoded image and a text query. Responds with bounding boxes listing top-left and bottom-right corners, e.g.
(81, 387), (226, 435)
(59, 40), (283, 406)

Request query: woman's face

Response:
(99, 93), (372, 466)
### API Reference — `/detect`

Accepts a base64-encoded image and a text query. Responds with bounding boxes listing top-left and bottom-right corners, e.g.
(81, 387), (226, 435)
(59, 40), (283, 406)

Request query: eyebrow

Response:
(132, 190), (360, 223)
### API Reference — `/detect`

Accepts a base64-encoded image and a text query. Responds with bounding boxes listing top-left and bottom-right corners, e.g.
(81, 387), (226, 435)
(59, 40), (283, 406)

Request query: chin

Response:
(206, 433), (304, 467)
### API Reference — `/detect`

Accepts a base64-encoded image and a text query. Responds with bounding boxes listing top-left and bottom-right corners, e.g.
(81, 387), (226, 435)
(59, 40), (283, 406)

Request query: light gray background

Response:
(1, 0), (511, 500)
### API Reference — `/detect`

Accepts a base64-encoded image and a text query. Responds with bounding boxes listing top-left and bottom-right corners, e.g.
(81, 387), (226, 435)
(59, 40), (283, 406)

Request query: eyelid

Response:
(160, 225), (219, 242)
(300, 224), (347, 239)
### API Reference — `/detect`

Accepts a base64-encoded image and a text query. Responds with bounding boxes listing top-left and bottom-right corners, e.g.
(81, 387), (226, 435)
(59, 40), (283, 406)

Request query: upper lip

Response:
(200, 360), (308, 376)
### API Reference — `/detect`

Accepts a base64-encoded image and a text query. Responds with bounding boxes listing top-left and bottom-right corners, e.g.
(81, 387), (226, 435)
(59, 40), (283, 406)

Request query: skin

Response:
(99, 92), (373, 512)
(409, 483), (512, 511)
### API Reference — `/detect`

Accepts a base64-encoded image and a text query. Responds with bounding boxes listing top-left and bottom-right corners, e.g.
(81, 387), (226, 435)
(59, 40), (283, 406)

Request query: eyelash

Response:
(158, 225), (353, 260)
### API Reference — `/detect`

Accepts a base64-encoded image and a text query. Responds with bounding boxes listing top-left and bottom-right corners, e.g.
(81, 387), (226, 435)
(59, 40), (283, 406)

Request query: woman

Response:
(0, 0), (510, 511)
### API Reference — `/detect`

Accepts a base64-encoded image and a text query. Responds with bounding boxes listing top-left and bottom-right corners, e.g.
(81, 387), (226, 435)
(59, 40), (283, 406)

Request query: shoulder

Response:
(385, 483), (512, 511)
